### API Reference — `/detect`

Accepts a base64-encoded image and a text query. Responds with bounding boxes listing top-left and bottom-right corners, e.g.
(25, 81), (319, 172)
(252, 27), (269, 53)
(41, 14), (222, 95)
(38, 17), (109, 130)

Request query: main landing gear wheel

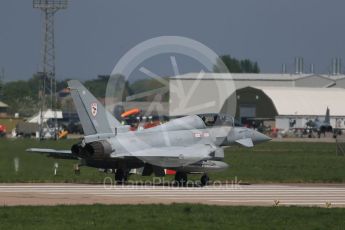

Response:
(115, 169), (128, 184)
(200, 174), (209, 186)
(174, 172), (188, 186)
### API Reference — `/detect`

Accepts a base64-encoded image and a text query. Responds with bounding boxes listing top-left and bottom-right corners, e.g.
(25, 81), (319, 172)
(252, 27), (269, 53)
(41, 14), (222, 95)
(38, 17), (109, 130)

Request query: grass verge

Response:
(0, 204), (345, 230)
(0, 139), (344, 183)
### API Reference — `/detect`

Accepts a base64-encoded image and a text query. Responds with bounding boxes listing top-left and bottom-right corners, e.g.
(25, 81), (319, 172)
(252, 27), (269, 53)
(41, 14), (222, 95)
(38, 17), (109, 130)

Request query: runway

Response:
(1, 184), (345, 207)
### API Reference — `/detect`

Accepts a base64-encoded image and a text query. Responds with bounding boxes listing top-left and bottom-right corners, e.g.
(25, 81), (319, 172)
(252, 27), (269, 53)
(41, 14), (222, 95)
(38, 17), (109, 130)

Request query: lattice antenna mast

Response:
(33, 0), (67, 139)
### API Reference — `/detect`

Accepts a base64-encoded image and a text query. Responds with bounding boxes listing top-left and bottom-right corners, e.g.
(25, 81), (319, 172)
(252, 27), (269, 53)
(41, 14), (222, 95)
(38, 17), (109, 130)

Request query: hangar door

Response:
(239, 104), (256, 121)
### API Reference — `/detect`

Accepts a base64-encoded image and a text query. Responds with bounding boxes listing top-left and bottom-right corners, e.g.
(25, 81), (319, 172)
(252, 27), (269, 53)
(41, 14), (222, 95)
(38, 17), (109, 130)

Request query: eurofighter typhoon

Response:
(28, 80), (271, 185)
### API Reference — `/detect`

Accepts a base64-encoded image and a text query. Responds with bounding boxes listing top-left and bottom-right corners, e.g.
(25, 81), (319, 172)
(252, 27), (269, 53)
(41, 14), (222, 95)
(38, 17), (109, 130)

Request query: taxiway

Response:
(1, 184), (345, 207)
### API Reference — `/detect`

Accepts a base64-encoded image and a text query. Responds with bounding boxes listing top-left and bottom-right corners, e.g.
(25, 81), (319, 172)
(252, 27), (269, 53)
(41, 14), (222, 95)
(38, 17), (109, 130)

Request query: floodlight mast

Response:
(33, 0), (68, 140)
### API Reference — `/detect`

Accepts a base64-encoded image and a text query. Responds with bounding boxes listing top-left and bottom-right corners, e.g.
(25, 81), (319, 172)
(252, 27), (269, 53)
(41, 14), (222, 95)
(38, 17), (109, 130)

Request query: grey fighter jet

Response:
(306, 107), (332, 137)
(27, 80), (271, 185)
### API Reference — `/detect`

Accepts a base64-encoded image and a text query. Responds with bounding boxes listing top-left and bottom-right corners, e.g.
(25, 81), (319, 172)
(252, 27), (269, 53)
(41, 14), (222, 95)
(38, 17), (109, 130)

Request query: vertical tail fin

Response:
(68, 80), (122, 135)
(325, 107), (330, 124)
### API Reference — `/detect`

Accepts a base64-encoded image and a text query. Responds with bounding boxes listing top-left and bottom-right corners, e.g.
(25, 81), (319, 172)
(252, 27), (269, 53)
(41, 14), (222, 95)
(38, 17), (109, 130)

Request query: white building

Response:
(234, 86), (345, 130)
(169, 73), (345, 130)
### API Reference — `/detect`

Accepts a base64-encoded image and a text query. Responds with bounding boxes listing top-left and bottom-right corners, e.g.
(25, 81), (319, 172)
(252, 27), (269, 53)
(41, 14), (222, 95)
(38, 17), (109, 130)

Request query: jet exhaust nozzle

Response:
(71, 140), (113, 158)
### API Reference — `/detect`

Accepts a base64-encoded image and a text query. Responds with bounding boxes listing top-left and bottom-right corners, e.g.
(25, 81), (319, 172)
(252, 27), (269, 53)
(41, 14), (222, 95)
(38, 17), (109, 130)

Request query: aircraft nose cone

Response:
(252, 130), (271, 143)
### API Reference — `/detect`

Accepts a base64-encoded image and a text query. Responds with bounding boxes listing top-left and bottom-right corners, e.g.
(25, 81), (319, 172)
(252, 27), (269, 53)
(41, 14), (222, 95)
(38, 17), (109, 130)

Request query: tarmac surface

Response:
(1, 183), (345, 207)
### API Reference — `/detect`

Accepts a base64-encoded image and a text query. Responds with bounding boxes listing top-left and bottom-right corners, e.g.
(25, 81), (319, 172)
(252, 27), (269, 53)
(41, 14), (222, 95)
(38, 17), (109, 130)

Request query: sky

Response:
(0, 0), (345, 81)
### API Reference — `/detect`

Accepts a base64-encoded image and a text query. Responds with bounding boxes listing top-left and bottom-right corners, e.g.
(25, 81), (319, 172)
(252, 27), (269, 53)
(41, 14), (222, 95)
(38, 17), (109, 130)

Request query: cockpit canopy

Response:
(144, 113), (238, 133)
(197, 113), (238, 127)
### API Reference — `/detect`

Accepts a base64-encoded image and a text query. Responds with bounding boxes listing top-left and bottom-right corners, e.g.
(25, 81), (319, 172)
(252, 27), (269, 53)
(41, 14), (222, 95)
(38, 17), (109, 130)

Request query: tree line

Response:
(214, 55), (260, 73)
(0, 55), (260, 117)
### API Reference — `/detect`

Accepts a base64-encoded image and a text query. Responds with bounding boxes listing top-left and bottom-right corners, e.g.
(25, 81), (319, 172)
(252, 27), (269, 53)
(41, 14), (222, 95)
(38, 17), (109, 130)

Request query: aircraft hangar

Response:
(169, 73), (345, 130)
(226, 86), (345, 130)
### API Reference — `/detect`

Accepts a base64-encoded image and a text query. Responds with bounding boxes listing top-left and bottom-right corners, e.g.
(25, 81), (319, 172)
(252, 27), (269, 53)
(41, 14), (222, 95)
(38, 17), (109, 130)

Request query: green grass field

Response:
(0, 139), (345, 183)
(0, 204), (345, 230)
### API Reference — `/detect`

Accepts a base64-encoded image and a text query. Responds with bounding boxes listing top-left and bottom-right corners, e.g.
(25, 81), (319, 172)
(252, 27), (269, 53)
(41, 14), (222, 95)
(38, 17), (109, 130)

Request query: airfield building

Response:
(169, 73), (345, 130)
(0, 101), (9, 118)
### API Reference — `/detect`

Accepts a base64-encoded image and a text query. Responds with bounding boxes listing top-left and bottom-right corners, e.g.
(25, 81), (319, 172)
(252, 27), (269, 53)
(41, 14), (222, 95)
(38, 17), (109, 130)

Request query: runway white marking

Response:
(1, 184), (345, 207)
